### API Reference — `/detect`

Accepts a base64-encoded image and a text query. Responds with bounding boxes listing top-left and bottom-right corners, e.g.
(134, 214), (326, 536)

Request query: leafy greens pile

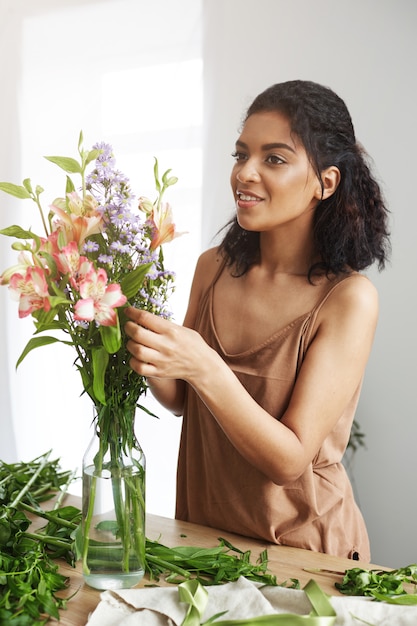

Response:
(145, 536), (282, 587)
(0, 451), (79, 625)
(336, 564), (417, 604)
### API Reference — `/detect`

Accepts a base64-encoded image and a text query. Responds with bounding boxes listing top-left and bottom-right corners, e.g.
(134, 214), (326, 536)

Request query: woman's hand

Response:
(124, 307), (211, 384)
(123, 248), (223, 416)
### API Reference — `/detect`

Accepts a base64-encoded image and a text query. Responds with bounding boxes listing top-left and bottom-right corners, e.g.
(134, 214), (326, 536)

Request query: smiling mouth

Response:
(237, 191), (262, 202)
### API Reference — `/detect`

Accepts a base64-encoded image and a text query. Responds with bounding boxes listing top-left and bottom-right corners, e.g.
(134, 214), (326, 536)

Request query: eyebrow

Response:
(235, 140), (296, 154)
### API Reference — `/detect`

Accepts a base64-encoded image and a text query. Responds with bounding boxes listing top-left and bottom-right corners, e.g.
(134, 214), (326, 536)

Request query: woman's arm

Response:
(126, 272), (378, 485)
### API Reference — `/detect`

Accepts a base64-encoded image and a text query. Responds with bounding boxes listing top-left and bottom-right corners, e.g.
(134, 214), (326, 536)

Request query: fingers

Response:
(124, 307), (188, 380)
(124, 319), (153, 345)
(125, 323), (160, 377)
(125, 306), (169, 334)
(125, 323), (162, 371)
(124, 308), (170, 376)
(128, 351), (158, 378)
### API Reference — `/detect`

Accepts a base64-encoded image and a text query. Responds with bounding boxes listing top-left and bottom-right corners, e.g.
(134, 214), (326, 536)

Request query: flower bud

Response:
(82, 194), (99, 215)
(138, 196), (154, 215)
(67, 191), (84, 215)
(165, 176), (178, 187)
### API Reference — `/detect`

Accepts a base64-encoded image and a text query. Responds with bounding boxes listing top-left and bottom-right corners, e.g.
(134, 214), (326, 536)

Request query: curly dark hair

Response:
(219, 80), (391, 279)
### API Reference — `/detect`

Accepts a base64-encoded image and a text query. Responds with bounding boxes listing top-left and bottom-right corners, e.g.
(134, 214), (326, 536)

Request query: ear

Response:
(319, 166), (341, 200)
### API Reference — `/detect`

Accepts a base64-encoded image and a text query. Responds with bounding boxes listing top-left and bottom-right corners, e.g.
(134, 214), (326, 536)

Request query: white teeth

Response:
(238, 193), (259, 201)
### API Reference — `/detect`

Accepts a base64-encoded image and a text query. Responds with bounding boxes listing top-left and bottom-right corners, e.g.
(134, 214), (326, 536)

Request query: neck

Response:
(258, 228), (318, 276)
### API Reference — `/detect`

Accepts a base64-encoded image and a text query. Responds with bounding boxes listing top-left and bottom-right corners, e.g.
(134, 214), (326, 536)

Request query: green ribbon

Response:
(179, 578), (336, 626)
(178, 579), (210, 626)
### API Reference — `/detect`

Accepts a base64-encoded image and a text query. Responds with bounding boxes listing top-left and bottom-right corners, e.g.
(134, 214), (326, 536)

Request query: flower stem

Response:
(54, 468), (77, 509)
(81, 436), (103, 575)
(19, 502), (78, 529)
(23, 531), (72, 550)
(32, 192), (50, 238)
(9, 451), (51, 509)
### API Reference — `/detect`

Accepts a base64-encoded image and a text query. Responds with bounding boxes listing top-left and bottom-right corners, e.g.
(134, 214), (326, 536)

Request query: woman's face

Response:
(230, 110), (323, 233)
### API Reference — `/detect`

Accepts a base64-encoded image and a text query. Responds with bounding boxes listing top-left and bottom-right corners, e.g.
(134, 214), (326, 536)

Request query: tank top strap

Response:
(194, 253), (228, 328)
(300, 273), (361, 358)
(202, 253), (228, 299)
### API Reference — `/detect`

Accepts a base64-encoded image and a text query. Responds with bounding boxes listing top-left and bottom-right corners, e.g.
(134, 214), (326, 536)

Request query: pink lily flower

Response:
(0, 251), (33, 286)
(74, 267), (127, 326)
(50, 192), (103, 246)
(0, 233), (60, 286)
(54, 241), (93, 289)
(40, 230), (61, 262)
(9, 266), (51, 318)
(146, 201), (185, 250)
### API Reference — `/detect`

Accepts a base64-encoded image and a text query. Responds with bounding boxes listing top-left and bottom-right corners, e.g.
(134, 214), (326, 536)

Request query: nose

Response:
(235, 159), (261, 183)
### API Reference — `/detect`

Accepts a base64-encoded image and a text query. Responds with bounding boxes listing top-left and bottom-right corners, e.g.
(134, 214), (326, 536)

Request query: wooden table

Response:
(55, 507), (386, 626)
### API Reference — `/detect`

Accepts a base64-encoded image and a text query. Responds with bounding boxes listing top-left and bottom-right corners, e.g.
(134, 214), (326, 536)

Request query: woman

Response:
(125, 80), (390, 561)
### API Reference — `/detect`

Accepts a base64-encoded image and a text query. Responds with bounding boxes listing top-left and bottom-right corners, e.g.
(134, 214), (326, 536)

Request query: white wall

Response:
(202, 0), (417, 568)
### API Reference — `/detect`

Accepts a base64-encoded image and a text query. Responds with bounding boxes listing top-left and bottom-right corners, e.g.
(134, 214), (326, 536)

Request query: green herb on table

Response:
(0, 450), (73, 507)
(145, 536), (281, 586)
(0, 452), (77, 624)
(335, 564), (417, 604)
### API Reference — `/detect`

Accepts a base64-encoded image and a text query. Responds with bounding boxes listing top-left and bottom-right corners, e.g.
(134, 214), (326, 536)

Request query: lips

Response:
(236, 190), (263, 201)
(236, 190), (263, 207)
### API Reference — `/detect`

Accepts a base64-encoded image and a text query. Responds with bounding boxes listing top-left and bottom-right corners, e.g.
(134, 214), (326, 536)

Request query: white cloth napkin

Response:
(85, 576), (417, 626)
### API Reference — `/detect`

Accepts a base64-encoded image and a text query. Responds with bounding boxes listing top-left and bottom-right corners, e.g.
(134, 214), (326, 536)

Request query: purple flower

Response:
(83, 240), (100, 253)
(110, 241), (131, 255)
(98, 254), (113, 266)
(92, 142), (115, 165)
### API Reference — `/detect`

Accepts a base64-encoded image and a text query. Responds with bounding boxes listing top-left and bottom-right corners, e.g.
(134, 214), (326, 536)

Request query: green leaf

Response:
(38, 251), (58, 278)
(85, 149), (101, 166)
(65, 176), (75, 194)
(153, 157), (161, 192)
(72, 523), (83, 560)
(16, 336), (62, 368)
(44, 156), (82, 174)
(100, 322), (122, 354)
(32, 307), (63, 329)
(371, 591), (417, 604)
(161, 168), (172, 183)
(161, 168), (178, 188)
(120, 263), (153, 300)
(47, 295), (72, 309)
(48, 279), (69, 299)
(0, 225), (39, 240)
(22, 179), (33, 194)
(92, 346), (109, 405)
(33, 320), (67, 333)
(96, 520), (118, 535)
(0, 182), (31, 199)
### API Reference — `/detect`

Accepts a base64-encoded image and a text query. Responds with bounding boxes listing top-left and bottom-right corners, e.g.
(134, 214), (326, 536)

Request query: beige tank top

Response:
(176, 262), (370, 561)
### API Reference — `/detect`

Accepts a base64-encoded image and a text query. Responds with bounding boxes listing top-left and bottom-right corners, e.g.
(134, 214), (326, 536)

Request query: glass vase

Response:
(81, 411), (146, 590)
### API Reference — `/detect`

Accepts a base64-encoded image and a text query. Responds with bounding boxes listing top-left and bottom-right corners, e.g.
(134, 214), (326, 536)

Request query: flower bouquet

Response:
(0, 133), (180, 589)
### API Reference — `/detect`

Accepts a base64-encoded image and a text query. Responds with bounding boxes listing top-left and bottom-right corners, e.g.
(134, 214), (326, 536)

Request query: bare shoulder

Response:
(195, 246), (223, 271)
(192, 247), (224, 292)
(183, 247), (224, 328)
(332, 273), (378, 309)
(319, 272), (379, 329)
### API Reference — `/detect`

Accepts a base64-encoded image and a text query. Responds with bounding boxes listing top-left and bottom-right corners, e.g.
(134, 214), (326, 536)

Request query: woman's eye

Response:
(231, 151), (247, 162)
(266, 154), (285, 165)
